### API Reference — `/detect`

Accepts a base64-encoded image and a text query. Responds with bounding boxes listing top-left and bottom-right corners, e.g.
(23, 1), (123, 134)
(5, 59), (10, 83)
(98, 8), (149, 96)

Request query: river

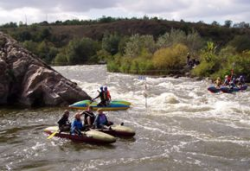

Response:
(1, 65), (250, 171)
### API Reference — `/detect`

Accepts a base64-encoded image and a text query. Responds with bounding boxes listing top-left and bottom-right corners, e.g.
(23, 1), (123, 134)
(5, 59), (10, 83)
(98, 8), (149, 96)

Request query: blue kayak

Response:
(208, 85), (248, 93)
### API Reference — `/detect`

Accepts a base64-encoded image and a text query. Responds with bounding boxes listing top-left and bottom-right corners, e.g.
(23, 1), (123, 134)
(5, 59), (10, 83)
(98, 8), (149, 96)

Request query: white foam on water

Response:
(51, 65), (250, 169)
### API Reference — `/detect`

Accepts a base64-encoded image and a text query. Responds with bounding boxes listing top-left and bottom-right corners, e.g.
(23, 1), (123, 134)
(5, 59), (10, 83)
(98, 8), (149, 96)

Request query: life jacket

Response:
(102, 90), (111, 101)
(106, 90), (111, 100)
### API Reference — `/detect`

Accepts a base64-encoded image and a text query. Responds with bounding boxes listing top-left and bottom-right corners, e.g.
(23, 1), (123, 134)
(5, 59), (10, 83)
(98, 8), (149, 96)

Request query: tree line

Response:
(0, 17), (250, 81)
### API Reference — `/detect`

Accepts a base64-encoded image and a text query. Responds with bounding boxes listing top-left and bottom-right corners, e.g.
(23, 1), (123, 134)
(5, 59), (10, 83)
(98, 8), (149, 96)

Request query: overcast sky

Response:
(0, 0), (249, 25)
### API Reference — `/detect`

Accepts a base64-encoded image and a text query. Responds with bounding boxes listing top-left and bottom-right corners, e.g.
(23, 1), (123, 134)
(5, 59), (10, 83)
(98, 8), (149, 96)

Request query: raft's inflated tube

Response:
(99, 125), (136, 137)
(44, 126), (116, 144)
(208, 85), (248, 93)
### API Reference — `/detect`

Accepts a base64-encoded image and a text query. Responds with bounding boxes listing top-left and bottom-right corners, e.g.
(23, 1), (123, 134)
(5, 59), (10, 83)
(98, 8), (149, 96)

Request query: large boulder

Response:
(0, 32), (91, 107)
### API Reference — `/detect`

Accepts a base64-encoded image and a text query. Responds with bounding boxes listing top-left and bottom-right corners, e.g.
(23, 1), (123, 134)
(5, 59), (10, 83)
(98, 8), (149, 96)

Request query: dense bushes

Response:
(107, 29), (201, 75)
(53, 38), (100, 65)
(22, 40), (58, 64)
(191, 42), (250, 81)
(153, 44), (188, 72)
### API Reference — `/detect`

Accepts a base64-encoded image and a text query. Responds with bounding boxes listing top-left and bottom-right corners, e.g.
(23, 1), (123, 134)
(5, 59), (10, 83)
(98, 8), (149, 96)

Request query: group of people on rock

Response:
(186, 53), (200, 69)
(92, 86), (111, 107)
(57, 107), (113, 136)
(215, 75), (245, 88)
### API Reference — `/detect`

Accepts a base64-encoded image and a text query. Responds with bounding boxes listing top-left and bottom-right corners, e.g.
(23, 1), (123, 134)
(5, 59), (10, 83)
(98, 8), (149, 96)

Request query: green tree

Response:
(153, 44), (189, 71)
(186, 29), (204, 54)
(125, 34), (156, 58)
(224, 20), (232, 28)
(37, 28), (51, 41)
(211, 21), (220, 26)
(102, 32), (120, 55)
(228, 35), (250, 52)
(192, 42), (221, 77)
(157, 29), (186, 48)
(54, 37), (100, 65)
(22, 40), (38, 54)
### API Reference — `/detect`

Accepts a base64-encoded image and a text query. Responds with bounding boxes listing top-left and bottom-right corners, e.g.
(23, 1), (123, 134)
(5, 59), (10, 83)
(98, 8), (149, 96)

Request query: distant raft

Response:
(207, 85), (248, 93)
(69, 100), (131, 111)
(44, 126), (116, 144)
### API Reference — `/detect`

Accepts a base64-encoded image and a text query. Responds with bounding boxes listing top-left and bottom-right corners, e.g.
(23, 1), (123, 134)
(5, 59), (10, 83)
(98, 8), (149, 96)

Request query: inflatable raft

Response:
(220, 85), (248, 93)
(44, 126), (116, 144)
(208, 85), (248, 93)
(97, 125), (136, 137)
(207, 86), (221, 93)
(69, 100), (131, 111)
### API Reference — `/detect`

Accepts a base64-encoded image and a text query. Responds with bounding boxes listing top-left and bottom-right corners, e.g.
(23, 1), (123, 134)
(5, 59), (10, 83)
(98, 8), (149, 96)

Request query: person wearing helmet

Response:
(104, 86), (111, 106)
(215, 77), (222, 88)
(70, 113), (84, 135)
(237, 75), (245, 87)
(92, 86), (107, 107)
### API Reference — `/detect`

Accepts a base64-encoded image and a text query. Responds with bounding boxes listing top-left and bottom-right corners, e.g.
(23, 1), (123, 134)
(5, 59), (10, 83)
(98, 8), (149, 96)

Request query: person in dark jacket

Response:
(81, 106), (96, 127)
(92, 87), (107, 107)
(57, 110), (71, 133)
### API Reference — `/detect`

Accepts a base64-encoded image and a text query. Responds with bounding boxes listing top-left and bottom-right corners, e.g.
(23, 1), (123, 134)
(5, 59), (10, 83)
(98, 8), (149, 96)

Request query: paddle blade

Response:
(47, 130), (58, 139)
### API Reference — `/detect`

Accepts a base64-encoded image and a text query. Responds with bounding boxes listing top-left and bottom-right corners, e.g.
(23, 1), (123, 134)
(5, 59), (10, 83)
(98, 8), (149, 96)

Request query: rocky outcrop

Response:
(0, 32), (91, 107)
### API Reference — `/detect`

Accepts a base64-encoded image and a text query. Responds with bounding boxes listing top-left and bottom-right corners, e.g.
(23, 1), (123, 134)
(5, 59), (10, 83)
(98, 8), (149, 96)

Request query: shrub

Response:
(153, 44), (189, 71)
(124, 34), (156, 58)
(102, 32), (121, 55)
(53, 37), (100, 65)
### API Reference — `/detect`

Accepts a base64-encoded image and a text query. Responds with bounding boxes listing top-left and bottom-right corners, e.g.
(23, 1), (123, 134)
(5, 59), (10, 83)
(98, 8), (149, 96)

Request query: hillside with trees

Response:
(1, 16), (250, 81)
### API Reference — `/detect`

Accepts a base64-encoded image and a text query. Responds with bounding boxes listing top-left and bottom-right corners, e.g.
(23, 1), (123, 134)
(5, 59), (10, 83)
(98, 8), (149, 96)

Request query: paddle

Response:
(47, 128), (59, 139)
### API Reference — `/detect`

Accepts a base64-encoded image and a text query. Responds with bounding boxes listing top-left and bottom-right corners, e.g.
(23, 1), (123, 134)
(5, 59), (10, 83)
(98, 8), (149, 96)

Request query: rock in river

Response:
(0, 32), (91, 107)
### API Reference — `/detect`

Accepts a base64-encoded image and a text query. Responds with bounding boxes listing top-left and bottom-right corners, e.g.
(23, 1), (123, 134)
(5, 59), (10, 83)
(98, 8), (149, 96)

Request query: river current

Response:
(1, 65), (250, 171)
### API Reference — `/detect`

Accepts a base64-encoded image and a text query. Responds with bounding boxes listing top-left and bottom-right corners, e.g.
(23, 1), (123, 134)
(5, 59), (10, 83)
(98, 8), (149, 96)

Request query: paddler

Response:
(236, 75), (245, 87)
(223, 75), (230, 86)
(81, 106), (96, 128)
(57, 110), (71, 133)
(104, 86), (111, 106)
(215, 77), (222, 88)
(92, 87), (107, 107)
(93, 109), (113, 129)
(71, 113), (85, 135)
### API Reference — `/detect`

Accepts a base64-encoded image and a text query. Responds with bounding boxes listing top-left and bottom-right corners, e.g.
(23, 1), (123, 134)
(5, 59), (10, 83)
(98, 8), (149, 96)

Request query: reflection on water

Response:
(0, 65), (250, 170)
